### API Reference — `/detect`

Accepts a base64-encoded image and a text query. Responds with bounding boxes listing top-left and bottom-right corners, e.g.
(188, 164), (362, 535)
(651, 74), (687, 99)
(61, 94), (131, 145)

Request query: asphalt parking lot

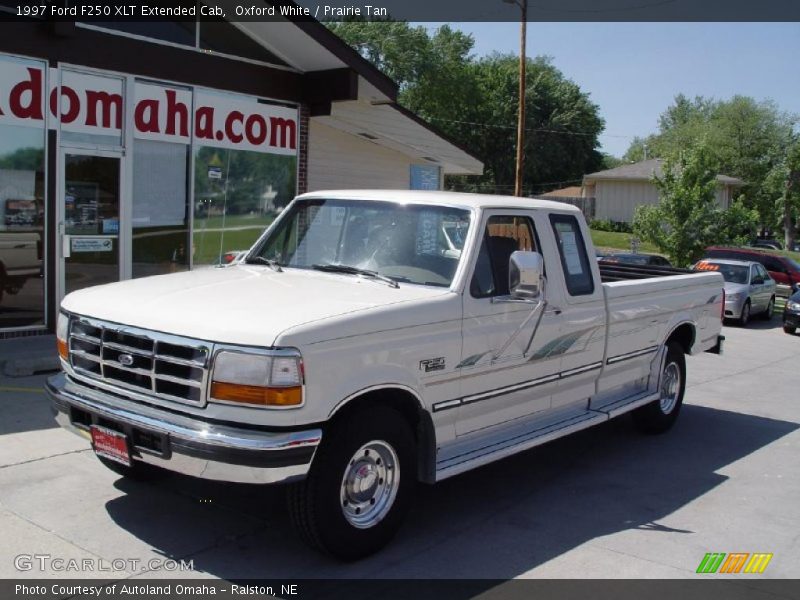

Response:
(1, 319), (798, 581)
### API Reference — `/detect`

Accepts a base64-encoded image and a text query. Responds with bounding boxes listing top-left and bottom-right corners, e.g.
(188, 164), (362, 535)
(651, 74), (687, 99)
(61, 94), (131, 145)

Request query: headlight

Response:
(726, 293), (743, 301)
(56, 312), (69, 361)
(788, 301), (800, 311)
(210, 350), (303, 407)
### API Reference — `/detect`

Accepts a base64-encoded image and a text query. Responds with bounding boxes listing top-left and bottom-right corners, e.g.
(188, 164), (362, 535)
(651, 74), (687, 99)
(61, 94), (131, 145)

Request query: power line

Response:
(425, 116), (634, 139)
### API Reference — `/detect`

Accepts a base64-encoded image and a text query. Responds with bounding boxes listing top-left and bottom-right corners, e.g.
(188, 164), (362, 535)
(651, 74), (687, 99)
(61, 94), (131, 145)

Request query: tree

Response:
(623, 94), (796, 231)
(632, 143), (758, 267)
(765, 136), (800, 249)
(326, 22), (605, 196)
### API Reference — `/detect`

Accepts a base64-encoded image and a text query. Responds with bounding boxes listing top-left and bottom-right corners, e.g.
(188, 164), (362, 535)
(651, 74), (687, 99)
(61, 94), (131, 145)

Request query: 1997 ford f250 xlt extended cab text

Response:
(47, 191), (725, 560)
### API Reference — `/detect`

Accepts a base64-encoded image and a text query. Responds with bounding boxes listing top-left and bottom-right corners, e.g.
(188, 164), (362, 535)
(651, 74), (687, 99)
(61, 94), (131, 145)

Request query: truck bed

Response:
(598, 260), (691, 282)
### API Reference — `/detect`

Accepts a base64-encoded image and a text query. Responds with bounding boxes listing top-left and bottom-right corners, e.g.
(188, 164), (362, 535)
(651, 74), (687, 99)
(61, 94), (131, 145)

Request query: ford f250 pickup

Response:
(48, 191), (725, 560)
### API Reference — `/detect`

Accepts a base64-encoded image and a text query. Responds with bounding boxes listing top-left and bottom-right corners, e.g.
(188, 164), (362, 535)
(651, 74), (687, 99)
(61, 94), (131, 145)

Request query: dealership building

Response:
(0, 14), (482, 336)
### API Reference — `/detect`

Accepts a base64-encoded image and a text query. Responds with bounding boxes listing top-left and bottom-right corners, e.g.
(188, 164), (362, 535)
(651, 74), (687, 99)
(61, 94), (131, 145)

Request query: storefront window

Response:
(132, 139), (190, 277)
(0, 123), (45, 329)
(192, 147), (296, 265)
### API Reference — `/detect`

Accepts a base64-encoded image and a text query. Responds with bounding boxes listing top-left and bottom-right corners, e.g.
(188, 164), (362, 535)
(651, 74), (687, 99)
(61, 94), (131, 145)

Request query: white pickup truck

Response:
(48, 191), (724, 560)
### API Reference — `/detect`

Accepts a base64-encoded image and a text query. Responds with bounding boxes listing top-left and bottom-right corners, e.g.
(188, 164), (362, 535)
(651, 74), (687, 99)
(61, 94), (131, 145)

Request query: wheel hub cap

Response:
(340, 440), (399, 529)
(660, 361), (680, 413)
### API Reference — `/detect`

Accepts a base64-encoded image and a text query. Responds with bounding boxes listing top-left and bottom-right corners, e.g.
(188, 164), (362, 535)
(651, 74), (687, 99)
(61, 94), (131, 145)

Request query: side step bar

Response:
(435, 391), (659, 482)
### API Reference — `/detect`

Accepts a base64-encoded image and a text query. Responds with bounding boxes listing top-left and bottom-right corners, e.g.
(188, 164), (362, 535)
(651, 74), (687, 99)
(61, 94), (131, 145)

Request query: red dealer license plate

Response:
(90, 425), (131, 467)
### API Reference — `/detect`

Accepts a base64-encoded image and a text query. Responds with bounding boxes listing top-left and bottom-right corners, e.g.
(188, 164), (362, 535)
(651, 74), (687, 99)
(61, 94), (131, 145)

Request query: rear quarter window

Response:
(549, 214), (594, 296)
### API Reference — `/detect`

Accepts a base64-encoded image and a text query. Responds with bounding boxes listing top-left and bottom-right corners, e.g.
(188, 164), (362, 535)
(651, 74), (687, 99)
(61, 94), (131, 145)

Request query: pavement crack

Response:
(0, 448), (90, 471)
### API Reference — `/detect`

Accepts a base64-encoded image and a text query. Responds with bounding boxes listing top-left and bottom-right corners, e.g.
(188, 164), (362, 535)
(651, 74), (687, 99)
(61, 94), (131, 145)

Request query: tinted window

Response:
(550, 214), (594, 296)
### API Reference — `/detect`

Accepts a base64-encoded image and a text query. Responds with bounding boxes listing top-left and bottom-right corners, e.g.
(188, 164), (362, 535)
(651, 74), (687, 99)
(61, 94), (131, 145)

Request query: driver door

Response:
(456, 212), (563, 436)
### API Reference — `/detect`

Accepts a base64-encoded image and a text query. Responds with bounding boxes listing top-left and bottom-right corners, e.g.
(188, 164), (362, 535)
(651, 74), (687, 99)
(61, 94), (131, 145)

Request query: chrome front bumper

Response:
(47, 373), (321, 484)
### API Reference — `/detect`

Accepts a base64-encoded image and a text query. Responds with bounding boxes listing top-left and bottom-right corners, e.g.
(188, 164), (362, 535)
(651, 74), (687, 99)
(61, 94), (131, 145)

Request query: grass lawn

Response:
(590, 230), (660, 254)
(193, 227), (269, 265)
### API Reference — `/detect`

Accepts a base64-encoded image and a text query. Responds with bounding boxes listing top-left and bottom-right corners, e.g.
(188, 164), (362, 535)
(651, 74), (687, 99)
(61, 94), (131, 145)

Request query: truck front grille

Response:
(68, 317), (210, 406)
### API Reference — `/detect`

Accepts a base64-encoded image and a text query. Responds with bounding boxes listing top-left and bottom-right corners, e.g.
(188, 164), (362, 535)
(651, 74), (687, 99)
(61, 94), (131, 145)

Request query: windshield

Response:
(250, 199), (472, 287)
(698, 262), (750, 284)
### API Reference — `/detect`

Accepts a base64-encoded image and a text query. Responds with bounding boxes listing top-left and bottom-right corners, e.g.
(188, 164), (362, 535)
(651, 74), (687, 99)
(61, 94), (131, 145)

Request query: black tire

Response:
(784, 324), (797, 335)
(96, 455), (167, 481)
(739, 300), (751, 327)
(633, 341), (686, 435)
(761, 296), (775, 320)
(286, 406), (416, 561)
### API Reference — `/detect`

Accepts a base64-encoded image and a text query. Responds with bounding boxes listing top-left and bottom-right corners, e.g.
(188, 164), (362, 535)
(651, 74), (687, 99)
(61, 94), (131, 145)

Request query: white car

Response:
(49, 190), (724, 559)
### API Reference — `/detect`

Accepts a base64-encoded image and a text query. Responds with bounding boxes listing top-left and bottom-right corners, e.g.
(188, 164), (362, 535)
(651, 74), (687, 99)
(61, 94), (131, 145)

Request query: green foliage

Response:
(623, 94), (797, 229)
(326, 22), (605, 196)
(193, 147), (296, 217)
(589, 218), (632, 233)
(0, 146), (44, 170)
(765, 136), (800, 248)
(632, 143), (758, 267)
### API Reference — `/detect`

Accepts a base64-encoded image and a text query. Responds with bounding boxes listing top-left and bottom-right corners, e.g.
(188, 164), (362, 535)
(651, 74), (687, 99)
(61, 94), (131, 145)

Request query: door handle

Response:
(546, 306), (562, 315)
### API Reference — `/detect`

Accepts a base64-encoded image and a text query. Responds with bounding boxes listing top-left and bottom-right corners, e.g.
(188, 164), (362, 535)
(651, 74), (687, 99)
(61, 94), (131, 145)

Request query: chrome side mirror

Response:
(509, 251), (544, 299)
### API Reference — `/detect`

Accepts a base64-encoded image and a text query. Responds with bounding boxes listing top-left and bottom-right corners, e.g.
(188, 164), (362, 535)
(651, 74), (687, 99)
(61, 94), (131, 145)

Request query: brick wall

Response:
(297, 104), (310, 195)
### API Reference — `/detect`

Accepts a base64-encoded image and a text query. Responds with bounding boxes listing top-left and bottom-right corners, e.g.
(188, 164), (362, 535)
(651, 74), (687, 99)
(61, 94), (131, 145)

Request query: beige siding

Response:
(594, 180), (660, 222)
(594, 179), (734, 222)
(308, 120), (420, 191)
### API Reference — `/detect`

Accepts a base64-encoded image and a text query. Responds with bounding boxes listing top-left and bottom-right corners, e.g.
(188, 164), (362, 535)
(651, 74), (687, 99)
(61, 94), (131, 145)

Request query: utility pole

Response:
(504, 0), (527, 196)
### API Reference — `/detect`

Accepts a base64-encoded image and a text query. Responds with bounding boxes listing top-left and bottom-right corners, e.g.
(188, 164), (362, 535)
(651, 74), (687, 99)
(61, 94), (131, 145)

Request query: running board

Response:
(435, 390), (659, 482)
(591, 390), (659, 418)
(436, 410), (606, 481)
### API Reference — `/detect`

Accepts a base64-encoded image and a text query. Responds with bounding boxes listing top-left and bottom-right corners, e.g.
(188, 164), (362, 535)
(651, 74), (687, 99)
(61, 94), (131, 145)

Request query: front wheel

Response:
(739, 300), (751, 326)
(287, 406), (416, 561)
(785, 324), (797, 335)
(633, 341), (686, 435)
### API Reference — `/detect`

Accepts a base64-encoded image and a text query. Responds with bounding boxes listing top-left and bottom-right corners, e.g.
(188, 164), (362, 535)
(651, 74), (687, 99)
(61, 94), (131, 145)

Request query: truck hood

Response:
(61, 265), (449, 346)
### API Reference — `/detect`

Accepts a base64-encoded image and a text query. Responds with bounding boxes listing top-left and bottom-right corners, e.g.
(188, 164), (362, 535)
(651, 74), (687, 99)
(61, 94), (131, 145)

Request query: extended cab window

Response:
(550, 214), (594, 296)
(470, 216), (537, 298)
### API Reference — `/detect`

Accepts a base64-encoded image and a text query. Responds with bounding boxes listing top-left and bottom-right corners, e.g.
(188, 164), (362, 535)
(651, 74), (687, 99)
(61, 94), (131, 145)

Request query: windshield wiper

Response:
(245, 256), (283, 272)
(311, 263), (399, 288)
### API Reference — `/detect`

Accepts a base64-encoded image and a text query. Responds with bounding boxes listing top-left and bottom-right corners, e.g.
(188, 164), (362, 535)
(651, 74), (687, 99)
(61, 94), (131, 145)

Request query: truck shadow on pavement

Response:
(104, 404), (798, 579)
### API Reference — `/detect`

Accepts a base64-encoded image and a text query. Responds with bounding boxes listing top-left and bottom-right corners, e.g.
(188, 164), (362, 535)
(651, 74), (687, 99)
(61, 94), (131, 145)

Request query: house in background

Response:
(539, 185), (595, 220)
(580, 159), (745, 223)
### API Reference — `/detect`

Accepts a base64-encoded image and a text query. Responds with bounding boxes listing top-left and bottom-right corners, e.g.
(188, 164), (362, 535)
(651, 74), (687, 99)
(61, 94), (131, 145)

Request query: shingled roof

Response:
(584, 159), (745, 186)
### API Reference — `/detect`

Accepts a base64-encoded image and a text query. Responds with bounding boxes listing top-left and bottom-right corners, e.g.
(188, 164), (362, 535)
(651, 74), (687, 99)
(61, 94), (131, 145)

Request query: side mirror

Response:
(509, 251), (544, 299)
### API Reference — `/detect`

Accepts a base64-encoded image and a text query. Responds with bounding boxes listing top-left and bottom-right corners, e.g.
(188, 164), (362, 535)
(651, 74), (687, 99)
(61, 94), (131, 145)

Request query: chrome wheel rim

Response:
(660, 361), (680, 414)
(340, 440), (399, 529)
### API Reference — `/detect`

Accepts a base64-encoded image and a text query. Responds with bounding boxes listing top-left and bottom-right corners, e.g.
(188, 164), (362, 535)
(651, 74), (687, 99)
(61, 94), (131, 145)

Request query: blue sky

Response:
(421, 22), (800, 157)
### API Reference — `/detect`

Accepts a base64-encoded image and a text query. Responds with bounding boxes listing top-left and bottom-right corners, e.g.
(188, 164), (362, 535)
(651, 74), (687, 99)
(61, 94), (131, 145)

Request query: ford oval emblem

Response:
(118, 353), (134, 366)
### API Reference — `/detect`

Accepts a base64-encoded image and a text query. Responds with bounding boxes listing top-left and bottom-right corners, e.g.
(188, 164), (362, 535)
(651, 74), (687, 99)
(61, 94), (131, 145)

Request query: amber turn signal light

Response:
(57, 338), (68, 361)
(210, 382), (302, 406)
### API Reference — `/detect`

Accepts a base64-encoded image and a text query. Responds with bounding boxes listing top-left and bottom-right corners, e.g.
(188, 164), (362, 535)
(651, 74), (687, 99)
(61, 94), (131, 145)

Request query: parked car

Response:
(783, 288), (800, 334)
(704, 246), (800, 294)
(219, 250), (247, 266)
(694, 259), (776, 325)
(48, 191), (724, 560)
(750, 239), (783, 250)
(600, 253), (672, 267)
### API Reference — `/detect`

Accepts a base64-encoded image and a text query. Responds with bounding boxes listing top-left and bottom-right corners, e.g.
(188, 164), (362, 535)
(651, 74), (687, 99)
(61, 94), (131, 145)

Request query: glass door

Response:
(60, 151), (122, 297)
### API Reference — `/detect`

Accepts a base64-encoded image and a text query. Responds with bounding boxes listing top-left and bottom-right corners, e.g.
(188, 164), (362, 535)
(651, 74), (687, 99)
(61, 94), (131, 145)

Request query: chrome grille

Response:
(68, 317), (210, 406)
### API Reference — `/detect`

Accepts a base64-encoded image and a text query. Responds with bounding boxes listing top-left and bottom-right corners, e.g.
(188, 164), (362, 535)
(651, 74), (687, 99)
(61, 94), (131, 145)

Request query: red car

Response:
(704, 247), (800, 290)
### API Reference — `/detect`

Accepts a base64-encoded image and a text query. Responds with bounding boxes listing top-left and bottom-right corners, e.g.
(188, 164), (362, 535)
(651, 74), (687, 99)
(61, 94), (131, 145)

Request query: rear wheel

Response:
(739, 300), (751, 326)
(633, 341), (686, 435)
(761, 296), (775, 320)
(287, 406), (416, 561)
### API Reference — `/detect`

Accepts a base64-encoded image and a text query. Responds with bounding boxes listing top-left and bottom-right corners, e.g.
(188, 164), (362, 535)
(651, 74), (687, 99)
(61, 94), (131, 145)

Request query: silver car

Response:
(695, 259), (777, 326)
